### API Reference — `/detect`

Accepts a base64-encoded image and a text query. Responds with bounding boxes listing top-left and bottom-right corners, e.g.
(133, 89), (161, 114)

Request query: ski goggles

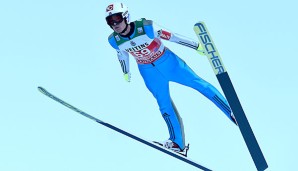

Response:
(106, 13), (124, 26)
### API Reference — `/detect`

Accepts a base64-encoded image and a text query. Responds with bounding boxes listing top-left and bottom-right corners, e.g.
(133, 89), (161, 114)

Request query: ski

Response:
(38, 86), (211, 171)
(194, 22), (268, 171)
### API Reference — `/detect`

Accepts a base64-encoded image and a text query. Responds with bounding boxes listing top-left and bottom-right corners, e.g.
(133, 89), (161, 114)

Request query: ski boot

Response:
(153, 140), (189, 157)
(231, 113), (238, 125)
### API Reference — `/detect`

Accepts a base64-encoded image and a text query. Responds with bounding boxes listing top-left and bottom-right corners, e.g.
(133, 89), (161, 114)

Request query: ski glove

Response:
(196, 44), (205, 56)
(124, 72), (131, 82)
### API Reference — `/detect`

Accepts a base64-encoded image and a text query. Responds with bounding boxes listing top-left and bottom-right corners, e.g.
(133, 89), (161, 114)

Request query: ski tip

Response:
(37, 86), (47, 94)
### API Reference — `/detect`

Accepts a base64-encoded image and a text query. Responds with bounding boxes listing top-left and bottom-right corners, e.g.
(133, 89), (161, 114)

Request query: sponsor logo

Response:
(130, 41), (136, 46)
(125, 42), (149, 52)
(122, 11), (128, 17)
(115, 35), (120, 41)
(135, 49), (163, 64)
(137, 27), (143, 33)
(196, 23), (226, 74)
(106, 4), (113, 12)
(159, 30), (171, 40)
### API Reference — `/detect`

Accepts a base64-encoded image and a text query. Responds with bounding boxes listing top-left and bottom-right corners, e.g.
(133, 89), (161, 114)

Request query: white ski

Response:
(38, 86), (211, 171)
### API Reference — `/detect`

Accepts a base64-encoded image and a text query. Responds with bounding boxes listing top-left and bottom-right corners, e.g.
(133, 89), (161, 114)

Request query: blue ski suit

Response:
(108, 18), (234, 150)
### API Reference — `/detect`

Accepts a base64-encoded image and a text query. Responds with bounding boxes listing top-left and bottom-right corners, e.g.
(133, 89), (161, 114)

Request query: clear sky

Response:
(1, 0), (297, 171)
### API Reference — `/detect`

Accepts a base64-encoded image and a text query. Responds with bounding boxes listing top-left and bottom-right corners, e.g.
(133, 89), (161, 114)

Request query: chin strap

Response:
(120, 20), (129, 34)
(120, 24), (128, 34)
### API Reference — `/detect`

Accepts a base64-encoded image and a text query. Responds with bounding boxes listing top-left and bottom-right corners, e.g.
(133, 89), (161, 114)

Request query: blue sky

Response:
(1, 0), (297, 170)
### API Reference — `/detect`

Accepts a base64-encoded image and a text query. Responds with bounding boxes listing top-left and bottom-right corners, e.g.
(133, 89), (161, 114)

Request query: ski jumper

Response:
(108, 18), (234, 150)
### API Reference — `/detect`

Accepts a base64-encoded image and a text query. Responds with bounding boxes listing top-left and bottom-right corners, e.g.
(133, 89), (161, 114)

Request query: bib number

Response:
(131, 48), (151, 57)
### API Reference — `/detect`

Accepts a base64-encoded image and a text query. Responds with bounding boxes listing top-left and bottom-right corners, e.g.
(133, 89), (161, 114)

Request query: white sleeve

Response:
(117, 50), (130, 74)
(168, 32), (199, 50)
(108, 33), (130, 74)
(153, 22), (199, 50)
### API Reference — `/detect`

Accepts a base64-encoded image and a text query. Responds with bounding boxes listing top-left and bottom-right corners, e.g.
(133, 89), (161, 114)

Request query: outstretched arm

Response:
(152, 22), (205, 55)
